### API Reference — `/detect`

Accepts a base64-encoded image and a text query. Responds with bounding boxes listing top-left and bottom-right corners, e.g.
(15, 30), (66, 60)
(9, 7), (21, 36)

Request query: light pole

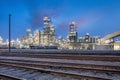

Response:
(39, 30), (40, 46)
(9, 14), (11, 53)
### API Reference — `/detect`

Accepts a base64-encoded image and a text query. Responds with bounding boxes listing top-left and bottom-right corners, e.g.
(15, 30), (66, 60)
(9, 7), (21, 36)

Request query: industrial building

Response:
(19, 17), (100, 50)
(20, 17), (56, 48)
(0, 36), (3, 46)
(0, 17), (120, 50)
(66, 22), (99, 50)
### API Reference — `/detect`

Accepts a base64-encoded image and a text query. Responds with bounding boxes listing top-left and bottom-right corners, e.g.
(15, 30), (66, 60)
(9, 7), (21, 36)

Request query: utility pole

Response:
(9, 14), (11, 53)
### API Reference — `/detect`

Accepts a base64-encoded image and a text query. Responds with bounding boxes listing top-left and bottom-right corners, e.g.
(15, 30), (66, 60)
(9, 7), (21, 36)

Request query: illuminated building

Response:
(1, 16), (119, 50)
(40, 17), (55, 46)
(0, 36), (3, 45)
(19, 19), (100, 49)
(68, 22), (78, 42)
(114, 41), (120, 50)
(20, 17), (56, 48)
(85, 33), (90, 43)
(66, 22), (100, 50)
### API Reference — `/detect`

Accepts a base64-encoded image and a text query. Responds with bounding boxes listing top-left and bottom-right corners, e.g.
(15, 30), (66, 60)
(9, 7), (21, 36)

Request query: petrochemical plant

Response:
(0, 17), (120, 50)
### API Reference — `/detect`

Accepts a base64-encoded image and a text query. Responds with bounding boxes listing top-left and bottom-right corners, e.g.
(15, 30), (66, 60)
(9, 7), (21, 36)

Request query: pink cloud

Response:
(74, 14), (103, 28)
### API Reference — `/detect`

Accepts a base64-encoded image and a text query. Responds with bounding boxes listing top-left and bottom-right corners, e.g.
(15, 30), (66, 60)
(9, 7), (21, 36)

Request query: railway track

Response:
(0, 52), (120, 80)
(0, 58), (120, 70)
(0, 73), (22, 80)
(0, 63), (111, 80)
(0, 59), (120, 74)
(0, 53), (120, 62)
(0, 57), (120, 80)
(0, 49), (120, 55)
(0, 66), (76, 80)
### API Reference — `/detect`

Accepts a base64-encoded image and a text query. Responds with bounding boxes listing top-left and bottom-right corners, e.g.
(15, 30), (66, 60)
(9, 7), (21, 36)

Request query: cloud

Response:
(30, 8), (60, 29)
(57, 21), (69, 31)
(74, 14), (103, 27)
(56, 13), (103, 34)
(22, 0), (62, 29)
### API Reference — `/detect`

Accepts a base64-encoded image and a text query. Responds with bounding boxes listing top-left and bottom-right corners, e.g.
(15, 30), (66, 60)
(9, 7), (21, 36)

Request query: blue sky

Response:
(0, 0), (120, 41)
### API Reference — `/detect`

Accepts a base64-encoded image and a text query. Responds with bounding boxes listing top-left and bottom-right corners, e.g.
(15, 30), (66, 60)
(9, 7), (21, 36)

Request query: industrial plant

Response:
(0, 17), (120, 50)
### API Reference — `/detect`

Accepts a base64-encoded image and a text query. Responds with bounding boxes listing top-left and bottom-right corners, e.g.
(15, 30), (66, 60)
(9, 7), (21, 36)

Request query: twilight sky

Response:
(0, 0), (120, 41)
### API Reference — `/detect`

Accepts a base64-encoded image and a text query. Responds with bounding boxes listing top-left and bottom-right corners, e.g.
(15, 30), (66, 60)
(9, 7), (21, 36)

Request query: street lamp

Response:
(9, 14), (11, 53)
